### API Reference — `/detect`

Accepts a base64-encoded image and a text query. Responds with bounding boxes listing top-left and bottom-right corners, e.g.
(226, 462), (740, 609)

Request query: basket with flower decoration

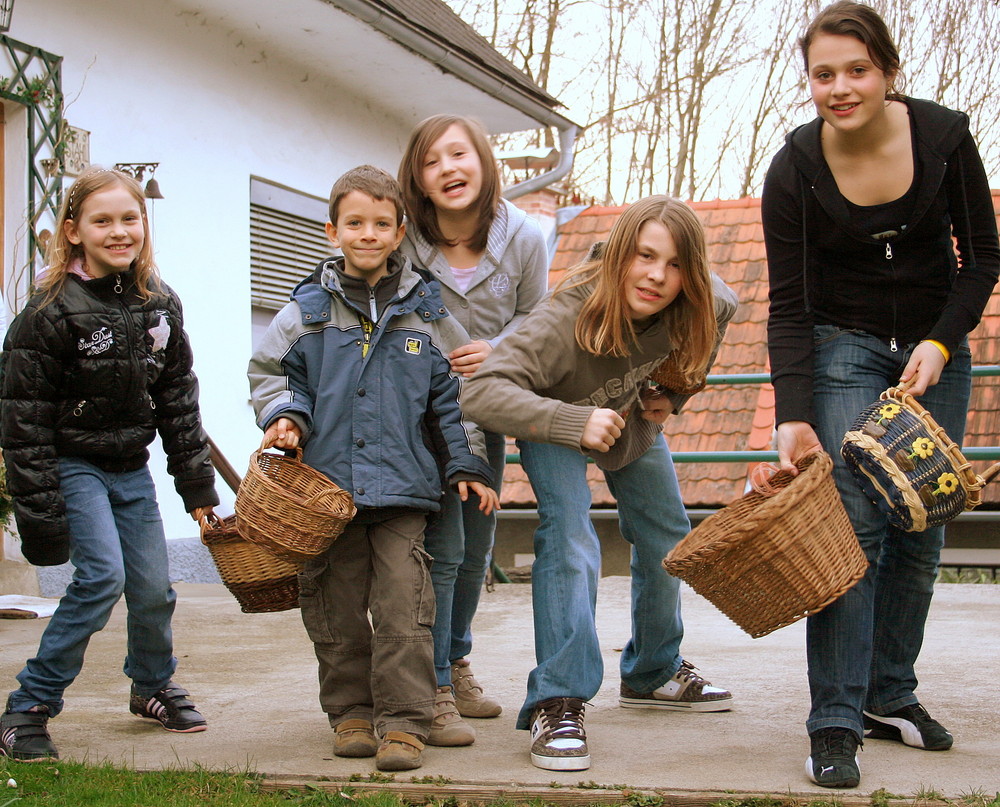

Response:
(841, 386), (1000, 532)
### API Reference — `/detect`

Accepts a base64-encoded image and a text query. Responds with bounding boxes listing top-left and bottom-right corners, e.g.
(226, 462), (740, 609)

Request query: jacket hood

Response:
(291, 252), (448, 324)
(406, 199), (530, 269)
(785, 97), (970, 180)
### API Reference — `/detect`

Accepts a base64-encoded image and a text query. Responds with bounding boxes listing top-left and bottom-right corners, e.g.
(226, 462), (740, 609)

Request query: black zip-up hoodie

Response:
(762, 97), (999, 426)
(0, 272), (219, 566)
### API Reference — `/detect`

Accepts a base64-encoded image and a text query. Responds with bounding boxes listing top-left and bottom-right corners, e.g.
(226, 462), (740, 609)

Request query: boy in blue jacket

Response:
(248, 165), (498, 772)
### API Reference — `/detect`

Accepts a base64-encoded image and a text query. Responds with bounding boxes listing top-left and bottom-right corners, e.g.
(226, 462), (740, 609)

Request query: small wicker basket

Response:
(649, 352), (707, 395)
(842, 386), (1000, 532)
(664, 451), (867, 638)
(200, 514), (300, 613)
(235, 446), (357, 564)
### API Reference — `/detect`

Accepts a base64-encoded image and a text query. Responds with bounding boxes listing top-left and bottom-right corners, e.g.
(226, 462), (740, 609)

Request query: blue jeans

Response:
(8, 458), (177, 717)
(424, 430), (506, 687)
(806, 325), (972, 737)
(514, 435), (688, 729)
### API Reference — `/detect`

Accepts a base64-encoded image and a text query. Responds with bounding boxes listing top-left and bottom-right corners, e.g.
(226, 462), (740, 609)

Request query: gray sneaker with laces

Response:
(619, 660), (733, 711)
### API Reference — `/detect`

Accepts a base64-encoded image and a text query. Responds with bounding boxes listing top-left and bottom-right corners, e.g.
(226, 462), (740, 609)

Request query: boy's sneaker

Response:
(619, 660), (733, 711)
(451, 659), (503, 718)
(863, 703), (953, 751)
(0, 705), (59, 762)
(129, 682), (207, 733)
(529, 696), (590, 771)
(426, 686), (475, 746)
(806, 727), (861, 788)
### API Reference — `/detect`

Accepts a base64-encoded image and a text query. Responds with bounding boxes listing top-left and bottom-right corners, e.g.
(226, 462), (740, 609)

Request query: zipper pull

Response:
(114, 274), (123, 293)
(885, 243), (892, 260)
(890, 338), (898, 353)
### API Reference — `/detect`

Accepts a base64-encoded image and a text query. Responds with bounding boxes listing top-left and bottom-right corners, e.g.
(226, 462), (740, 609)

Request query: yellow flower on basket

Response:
(933, 473), (959, 497)
(877, 403), (902, 424)
(908, 437), (935, 460)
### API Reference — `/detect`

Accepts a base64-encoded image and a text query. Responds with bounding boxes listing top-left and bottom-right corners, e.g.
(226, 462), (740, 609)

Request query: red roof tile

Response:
(503, 192), (1000, 509)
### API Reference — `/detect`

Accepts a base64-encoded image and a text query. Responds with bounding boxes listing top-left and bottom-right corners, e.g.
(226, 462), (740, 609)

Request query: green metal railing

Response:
(506, 365), (1000, 466)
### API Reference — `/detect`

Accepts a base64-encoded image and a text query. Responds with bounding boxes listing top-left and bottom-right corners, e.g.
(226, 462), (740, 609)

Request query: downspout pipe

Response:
(502, 123), (577, 200)
(328, 0), (579, 195)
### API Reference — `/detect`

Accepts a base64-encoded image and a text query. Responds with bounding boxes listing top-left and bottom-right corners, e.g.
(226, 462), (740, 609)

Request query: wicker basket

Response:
(842, 386), (1000, 532)
(649, 352), (707, 395)
(200, 514), (300, 613)
(663, 451), (867, 638)
(235, 446), (357, 563)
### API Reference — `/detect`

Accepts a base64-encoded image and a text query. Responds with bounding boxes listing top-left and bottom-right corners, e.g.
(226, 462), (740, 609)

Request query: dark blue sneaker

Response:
(0, 704), (59, 762)
(806, 727), (861, 788)
(863, 703), (953, 750)
(130, 682), (207, 733)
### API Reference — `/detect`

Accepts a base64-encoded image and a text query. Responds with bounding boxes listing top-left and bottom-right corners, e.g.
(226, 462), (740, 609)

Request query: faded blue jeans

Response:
(514, 434), (688, 729)
(806, 325), (972, 738)
(424, 430), (507, 687)
(8, 458), (177, 717)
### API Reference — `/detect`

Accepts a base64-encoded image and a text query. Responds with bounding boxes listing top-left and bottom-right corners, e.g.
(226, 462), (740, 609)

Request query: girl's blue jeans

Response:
(514, 434), (688, 729)
(423, 430), (506, 688)
(806, 324), (972, 738)
(8, 458), (177, 717)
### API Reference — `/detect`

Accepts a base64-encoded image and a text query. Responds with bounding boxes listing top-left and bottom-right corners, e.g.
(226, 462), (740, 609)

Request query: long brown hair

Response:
(799, 1), (905, 98)
(39, 166), (160, 305)
(398, 114), (502, 253)
(556, 196), (717, 376)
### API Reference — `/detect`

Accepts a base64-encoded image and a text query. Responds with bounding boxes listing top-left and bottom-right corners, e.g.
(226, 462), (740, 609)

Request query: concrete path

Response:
(1, 579), (997, 800)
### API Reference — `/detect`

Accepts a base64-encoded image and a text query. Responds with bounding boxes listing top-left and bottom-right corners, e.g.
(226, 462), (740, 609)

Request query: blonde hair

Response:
(398, 114), (502, 253)
(556, 196), (717, 377)
(39, 166), (160, 305)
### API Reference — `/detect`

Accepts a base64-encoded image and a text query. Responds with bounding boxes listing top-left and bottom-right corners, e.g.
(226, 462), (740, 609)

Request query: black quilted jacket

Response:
(0, 271), (219, 566)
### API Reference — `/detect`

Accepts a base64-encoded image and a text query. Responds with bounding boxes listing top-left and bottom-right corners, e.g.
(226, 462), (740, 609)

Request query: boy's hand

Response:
(263, 417), (302, 449)
(581, 408), (625, 452)
(457, 480), (501, 515)
(190, 506), (215, 523)
(449, 340), (492, 377)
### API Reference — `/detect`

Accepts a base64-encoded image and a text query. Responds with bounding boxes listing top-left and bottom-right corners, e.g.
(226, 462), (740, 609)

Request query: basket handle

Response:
(980, 463), (1000, 486)
(258, 436), (304, 461)
(199, 512), (221, 544)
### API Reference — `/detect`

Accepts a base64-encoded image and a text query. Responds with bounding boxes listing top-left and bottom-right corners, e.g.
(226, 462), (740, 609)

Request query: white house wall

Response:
(5, 0), (541, 541)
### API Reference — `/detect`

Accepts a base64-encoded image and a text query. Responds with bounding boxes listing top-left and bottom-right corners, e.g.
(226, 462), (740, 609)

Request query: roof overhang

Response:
(169, 0), (577, 134)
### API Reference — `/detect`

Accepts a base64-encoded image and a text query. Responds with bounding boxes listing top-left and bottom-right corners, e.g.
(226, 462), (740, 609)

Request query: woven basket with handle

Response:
(664, 451), (867, 638)
(200, 513), (300, 613)
(235, 445), (357, 564)
(842, 385), (1000, 532)
(648, 351), (707, 395)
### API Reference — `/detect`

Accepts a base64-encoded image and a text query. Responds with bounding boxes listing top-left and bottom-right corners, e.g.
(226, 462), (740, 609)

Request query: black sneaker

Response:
(863, 703), (953, 751)
(0, 705), (59, 762)
(528, 697), (590, 771)
(806, 727), (861, 788)
(129, 683), (207, 733)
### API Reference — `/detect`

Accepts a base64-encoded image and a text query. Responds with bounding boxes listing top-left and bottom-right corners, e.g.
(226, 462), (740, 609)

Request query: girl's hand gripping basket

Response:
(663, 451), (867, 638)
(648, 351), (707, 395)
(841, 385), (1000, 532)
(235, 444), (357, 564)
(200, 513), (300, 613)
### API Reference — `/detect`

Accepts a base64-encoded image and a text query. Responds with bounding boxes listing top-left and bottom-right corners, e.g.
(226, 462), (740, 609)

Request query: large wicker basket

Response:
(664, 451), (867, 638)
(842, 386), (1000, 532)
(235, 446), (357, 564)
(200, 514), (300, 613)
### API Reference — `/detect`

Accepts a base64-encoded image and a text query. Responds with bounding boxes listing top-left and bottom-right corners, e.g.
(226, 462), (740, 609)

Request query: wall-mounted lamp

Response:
(0, 0), (15, 33)
(40, 157), (61, 178)
(114, 162), (165, 199)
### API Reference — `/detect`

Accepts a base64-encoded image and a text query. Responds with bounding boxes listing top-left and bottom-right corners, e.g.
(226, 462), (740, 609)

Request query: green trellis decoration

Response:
(0, 34), (64, 284)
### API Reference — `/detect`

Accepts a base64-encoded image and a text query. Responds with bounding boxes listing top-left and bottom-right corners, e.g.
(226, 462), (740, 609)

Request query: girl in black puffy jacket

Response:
(0, 166), (219, 762)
